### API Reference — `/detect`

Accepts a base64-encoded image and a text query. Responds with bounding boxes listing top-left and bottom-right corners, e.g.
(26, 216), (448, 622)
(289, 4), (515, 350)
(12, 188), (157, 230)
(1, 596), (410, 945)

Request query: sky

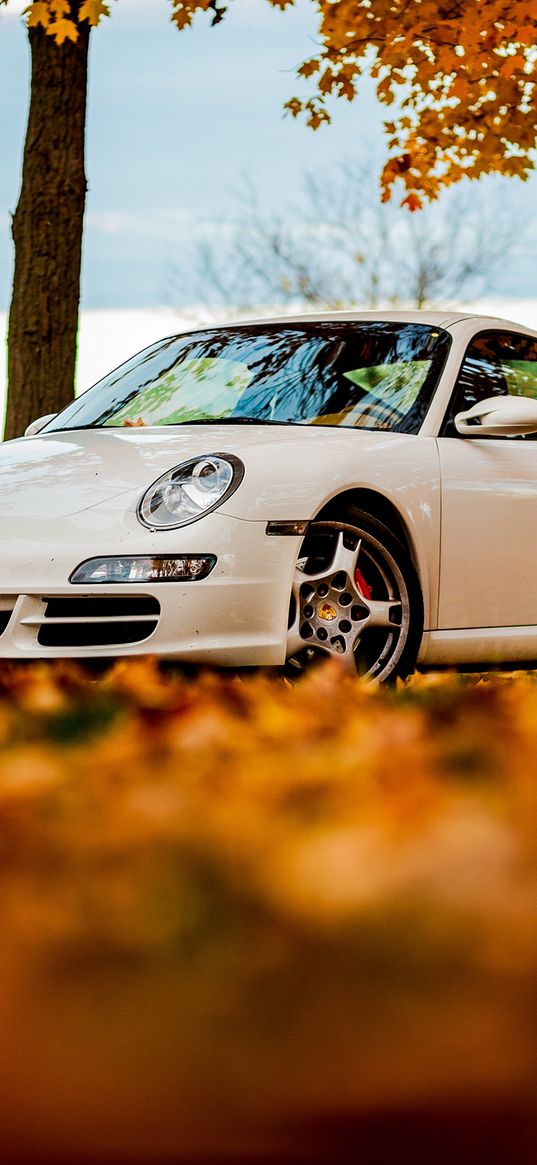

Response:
(0, 0), (384, 309)
(0, 0), (536, 316)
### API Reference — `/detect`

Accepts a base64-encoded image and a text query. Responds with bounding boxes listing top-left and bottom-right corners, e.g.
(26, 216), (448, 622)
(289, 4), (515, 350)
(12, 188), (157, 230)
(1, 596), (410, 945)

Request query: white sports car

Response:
(3, 310), (537, 680)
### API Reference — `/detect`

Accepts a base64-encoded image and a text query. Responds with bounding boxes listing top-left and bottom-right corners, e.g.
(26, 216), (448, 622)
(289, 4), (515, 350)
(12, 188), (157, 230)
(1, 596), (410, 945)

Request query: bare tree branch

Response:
(169, 161), (527, 314)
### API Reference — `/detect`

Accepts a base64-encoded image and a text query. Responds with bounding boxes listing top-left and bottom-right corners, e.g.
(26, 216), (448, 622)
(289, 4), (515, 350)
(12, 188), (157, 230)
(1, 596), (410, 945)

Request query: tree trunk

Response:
(5, 4), (90, 441)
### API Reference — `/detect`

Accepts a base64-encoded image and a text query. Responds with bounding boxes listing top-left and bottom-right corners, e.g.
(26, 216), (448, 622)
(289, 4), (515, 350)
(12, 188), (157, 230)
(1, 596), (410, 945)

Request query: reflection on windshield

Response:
(44, 322), (451, 436)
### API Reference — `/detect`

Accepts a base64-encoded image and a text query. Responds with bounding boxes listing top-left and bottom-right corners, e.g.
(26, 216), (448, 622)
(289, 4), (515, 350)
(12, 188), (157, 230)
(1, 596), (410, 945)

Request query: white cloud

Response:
(86, 207), (227, 240)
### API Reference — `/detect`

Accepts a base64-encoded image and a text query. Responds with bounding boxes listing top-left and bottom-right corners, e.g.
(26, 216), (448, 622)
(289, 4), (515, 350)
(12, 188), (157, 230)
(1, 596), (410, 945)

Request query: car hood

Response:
(0, 424), (415, 520)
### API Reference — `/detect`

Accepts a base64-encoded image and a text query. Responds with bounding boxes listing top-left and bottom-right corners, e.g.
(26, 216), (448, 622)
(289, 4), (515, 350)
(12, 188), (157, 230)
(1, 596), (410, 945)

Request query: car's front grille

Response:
(34, 595), (160, 649)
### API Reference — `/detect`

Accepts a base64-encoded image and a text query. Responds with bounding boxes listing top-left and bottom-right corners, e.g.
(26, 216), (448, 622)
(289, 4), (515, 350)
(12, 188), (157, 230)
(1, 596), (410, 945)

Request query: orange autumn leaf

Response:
(402, 192), (423, 211)
(49, 15), (78, 43)
(26, 0), (50, 28)
(49, 0), (70, 16)
(79, 0), (110, 25)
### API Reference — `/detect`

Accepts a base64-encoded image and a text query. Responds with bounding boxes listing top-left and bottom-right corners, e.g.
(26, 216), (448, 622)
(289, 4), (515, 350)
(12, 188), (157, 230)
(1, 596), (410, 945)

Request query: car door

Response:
(437, 328), (537, 630)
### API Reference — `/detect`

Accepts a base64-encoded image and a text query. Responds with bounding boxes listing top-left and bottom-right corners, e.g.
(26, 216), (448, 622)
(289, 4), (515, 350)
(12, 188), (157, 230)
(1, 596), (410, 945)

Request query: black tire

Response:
(286, 506), (423, 682)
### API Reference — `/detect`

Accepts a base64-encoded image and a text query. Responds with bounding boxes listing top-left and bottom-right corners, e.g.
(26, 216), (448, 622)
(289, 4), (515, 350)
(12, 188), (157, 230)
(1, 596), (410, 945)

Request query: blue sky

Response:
(0, 0), (535, 309)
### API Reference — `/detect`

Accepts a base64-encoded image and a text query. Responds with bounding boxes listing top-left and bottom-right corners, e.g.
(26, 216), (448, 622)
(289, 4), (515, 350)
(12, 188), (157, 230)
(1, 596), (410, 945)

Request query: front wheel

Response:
(285, 509), (423, 682)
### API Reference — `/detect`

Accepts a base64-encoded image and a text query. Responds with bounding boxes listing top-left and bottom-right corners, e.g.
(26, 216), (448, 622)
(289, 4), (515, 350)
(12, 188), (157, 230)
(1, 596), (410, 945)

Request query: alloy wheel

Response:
(286, 520), (412, 681)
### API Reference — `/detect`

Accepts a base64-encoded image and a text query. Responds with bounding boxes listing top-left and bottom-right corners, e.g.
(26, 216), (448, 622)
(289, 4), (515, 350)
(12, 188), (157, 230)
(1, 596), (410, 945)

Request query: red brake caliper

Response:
(355, 568), (372, 599)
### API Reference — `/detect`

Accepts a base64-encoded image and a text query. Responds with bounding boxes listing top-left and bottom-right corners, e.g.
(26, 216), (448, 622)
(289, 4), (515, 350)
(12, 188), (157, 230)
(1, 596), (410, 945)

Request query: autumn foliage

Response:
(287, 0), (537, 207)
(10, 0), (537, 209)
(2, 659), (537, 1161)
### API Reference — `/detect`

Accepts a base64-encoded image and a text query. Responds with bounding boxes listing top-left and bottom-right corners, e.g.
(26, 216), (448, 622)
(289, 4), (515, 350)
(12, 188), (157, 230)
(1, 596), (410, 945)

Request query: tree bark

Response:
(5, 4), (90, 441)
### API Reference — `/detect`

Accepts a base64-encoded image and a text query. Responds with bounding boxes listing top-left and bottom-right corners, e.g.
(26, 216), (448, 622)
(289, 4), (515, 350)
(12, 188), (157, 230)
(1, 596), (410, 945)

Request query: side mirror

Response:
(24, 413), (58, 437)
(455, 395), (537, 438)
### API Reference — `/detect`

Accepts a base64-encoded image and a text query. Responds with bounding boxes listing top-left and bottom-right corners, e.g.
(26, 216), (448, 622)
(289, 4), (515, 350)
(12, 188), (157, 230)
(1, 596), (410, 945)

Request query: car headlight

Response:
(138, 454), (244, 530)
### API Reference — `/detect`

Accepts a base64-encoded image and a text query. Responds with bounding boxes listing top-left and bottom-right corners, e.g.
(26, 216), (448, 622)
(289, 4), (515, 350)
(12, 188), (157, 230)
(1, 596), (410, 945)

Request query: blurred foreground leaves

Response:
(2, 660), (537, 1162)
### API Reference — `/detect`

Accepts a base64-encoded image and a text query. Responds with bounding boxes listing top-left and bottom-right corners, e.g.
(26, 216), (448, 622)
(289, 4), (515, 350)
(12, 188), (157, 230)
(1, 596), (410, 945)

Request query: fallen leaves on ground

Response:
(1, 659), (537, 1161)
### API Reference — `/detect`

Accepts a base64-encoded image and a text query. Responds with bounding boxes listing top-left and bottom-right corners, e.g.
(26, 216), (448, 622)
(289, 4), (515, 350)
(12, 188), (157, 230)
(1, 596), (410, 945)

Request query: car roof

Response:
(190, 309), (537, 335)
(236, 309), (470, 327)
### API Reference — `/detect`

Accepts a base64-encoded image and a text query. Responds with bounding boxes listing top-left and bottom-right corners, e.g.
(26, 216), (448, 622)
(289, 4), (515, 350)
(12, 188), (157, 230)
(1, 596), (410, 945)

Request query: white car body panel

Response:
(420, 626), (537, 667)
(437, 437), (537, 630)
(0, 309), (536, 670)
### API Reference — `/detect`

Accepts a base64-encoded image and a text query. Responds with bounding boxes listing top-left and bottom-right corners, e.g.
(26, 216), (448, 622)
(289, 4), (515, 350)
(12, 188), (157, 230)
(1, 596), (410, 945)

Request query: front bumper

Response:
(0, 507), (301, 663)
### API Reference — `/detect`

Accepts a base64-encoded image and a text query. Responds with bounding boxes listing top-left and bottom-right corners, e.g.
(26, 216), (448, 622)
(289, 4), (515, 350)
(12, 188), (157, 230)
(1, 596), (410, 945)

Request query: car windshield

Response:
(45, 322), (451, 435)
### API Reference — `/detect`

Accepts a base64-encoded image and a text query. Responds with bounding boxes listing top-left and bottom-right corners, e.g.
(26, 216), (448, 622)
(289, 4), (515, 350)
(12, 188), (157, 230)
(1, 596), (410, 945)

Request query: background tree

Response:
(3, 0), (537, 437)
(5, 0), (90, 442)
(177, 164), (522, 312)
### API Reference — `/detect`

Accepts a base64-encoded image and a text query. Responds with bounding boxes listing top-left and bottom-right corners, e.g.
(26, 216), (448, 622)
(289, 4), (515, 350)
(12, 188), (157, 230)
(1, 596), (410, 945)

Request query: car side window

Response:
(441, 330), (537, 437)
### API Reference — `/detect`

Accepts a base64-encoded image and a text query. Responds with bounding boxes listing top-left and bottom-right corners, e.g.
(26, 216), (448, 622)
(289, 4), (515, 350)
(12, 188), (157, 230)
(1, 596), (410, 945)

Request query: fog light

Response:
(70, 555), (217, 584)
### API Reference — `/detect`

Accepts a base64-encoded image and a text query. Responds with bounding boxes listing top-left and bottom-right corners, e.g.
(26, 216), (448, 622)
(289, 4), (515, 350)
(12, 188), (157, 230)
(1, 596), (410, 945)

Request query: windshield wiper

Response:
(173, 417), (295, 426)
(46, 417), (298, 433)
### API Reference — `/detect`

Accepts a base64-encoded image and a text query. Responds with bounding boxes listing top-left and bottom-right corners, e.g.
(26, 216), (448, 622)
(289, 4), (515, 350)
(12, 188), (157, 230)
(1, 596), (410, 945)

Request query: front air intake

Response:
(35, 595), (160, 648)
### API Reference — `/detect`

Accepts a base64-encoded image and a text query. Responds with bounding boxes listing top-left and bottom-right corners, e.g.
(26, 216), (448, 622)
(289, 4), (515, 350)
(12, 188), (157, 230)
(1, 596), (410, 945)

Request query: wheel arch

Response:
(313, 488), (413, 555)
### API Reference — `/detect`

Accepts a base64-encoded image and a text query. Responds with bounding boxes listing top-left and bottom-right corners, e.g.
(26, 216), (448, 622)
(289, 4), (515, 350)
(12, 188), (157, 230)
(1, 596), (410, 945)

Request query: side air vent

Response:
(0, 598), (17, 637)
(0, 611), (12, 636)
